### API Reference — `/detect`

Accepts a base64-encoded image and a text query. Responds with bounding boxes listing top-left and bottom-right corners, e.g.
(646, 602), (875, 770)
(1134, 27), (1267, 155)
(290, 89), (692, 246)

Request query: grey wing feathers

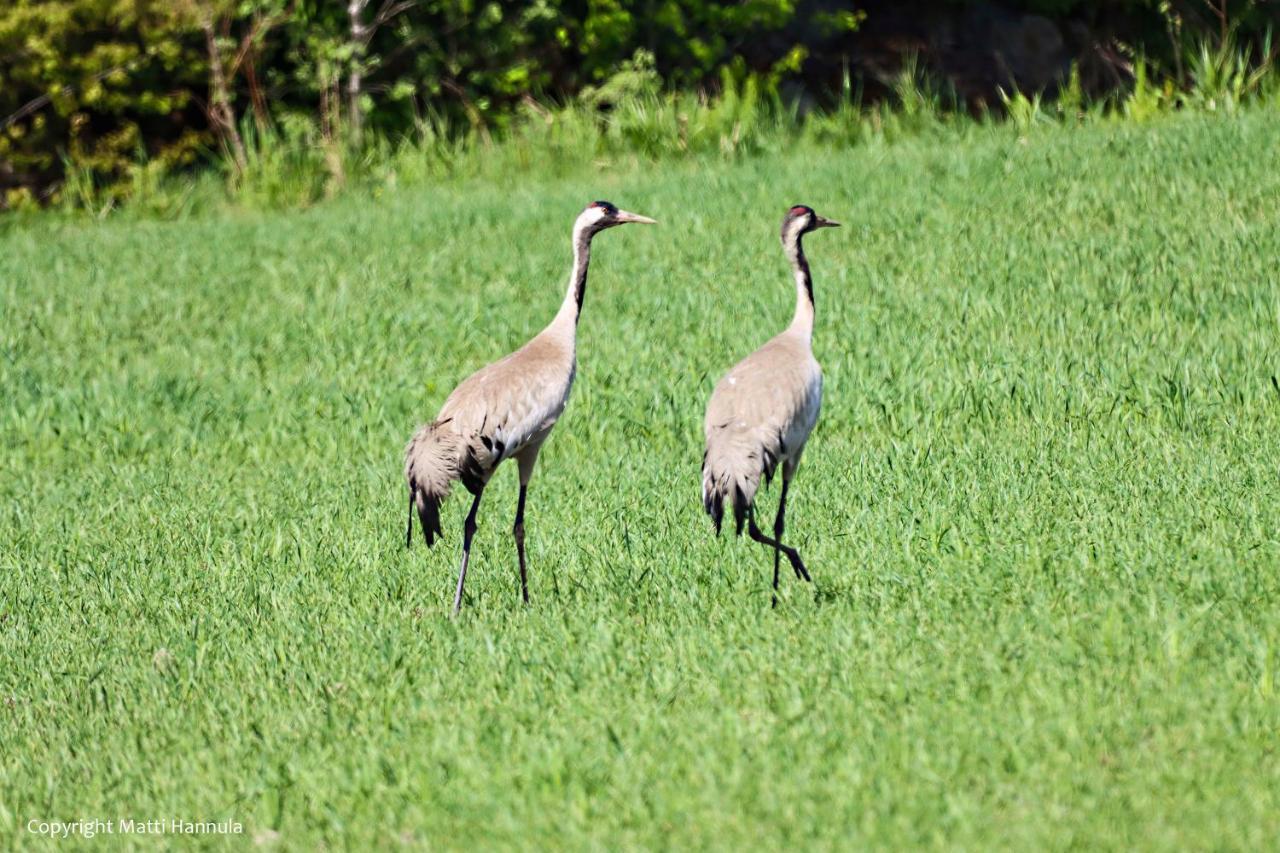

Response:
(404, 332), (574, 546)
(405, 418), (461, 546)
(702, 419), (786, 535)
(437, 337), (572, 482)
(701, 335), (819, 535)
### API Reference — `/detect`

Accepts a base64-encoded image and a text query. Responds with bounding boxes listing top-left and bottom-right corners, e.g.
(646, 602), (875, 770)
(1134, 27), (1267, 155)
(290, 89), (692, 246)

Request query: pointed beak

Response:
(614, 210), (657, 225)
(814, 216), (841, 229)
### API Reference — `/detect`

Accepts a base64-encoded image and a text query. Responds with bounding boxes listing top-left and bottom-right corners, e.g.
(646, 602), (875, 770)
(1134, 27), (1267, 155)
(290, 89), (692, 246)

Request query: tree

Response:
(345, 0), (416, 144)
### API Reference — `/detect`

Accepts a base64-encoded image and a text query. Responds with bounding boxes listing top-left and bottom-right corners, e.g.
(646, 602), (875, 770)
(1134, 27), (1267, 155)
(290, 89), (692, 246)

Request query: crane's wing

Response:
(702, 334), (821, 532)
(437, 334), (574, 488)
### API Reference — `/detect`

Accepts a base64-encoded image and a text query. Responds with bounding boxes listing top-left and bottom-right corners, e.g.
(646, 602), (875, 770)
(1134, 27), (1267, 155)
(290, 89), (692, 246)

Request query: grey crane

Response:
(405, 200), (656, 614)
(701, 205), (839, 605)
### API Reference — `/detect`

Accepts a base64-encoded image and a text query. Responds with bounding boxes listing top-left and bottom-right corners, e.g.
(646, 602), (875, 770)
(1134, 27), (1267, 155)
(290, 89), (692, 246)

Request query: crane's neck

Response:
(785, 231), (815, 341)
(550, 223), (593, 336)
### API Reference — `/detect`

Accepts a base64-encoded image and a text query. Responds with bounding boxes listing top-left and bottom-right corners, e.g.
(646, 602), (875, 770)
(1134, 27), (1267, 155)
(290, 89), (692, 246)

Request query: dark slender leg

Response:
(747, 510), (811, 584)
(513, 484), (529, 604)
(771, 549), (780, 609)
(452, 490), (484, 616)
(770, 479), (792, 607)
(406, 490), (415, 549)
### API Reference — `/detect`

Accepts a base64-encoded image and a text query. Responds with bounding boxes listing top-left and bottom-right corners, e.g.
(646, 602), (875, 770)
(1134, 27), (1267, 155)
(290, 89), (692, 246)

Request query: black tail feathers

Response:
(702, 483), (750, 537)
(408, 485), (444, 547)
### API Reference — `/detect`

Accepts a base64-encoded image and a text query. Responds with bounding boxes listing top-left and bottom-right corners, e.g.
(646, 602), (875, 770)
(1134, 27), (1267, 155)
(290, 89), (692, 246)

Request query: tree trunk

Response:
(201, 10), (248, 174)
(347, 0), (369, 145)
(243, 50), (270, 132)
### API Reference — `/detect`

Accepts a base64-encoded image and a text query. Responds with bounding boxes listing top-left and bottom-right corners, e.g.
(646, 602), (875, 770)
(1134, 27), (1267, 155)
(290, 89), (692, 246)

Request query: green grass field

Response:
(3, 110), (1280, 849)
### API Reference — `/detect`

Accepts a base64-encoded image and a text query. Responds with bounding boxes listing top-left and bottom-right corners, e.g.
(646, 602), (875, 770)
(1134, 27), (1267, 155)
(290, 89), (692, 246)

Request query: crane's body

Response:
(405, 201), (655, 614)
(703, 332), (822, 524)
(701, 205), (838, 604)
(412, 312), (575, 500)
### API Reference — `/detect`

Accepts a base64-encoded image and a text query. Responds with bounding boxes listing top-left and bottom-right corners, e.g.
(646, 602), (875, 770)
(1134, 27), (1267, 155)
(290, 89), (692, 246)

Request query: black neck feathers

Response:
(570, 229), (593, 319)
(791, 232), (814, 308)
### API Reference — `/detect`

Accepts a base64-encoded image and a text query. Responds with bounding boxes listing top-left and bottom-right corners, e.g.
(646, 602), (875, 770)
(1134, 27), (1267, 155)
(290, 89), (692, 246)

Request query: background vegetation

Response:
(4, 3), (1279, 845)
(3, 106), (1279, 847)
(2, 0), (1277, 210)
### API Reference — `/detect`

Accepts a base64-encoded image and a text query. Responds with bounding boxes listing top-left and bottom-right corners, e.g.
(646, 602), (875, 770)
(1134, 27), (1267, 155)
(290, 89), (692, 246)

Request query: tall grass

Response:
(5, 109), (1280, 849)
(44, 36), (1280, 217)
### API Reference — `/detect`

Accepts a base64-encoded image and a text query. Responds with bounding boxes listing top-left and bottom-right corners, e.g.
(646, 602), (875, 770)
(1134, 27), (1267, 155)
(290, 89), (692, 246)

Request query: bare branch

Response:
(372, 0), (417, 32)
(1, 61), (141, 131)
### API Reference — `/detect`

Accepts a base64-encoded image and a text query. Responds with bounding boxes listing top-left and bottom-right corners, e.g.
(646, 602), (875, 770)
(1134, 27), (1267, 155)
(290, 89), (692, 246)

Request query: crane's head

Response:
(781, 205), (840, 244)
(576, 200), (657, 235)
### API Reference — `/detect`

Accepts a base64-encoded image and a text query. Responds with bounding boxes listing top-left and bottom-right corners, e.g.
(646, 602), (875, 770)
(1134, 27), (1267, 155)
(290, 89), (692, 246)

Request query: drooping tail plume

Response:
(405, 418), (461, 547)
(701, 429), (781, 536)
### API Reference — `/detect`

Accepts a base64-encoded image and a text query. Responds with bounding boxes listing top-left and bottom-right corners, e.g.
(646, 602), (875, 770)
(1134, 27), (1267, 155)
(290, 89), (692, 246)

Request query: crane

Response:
(701, 205), (839, 605)
(406, 201), (656, 614)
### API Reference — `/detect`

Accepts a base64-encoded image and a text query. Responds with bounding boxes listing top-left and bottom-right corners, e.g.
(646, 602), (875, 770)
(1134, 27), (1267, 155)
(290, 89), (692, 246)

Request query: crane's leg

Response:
(767, 478), (793, 606)
(513, 446), (541, 605)
(513, 484), (529, 604)
(775, 474), (808, 582)
(747, 509), (810, 590)
(452, 489), (484, 616)
(406, 488), (415, 549)
(771, 546), (781, 609)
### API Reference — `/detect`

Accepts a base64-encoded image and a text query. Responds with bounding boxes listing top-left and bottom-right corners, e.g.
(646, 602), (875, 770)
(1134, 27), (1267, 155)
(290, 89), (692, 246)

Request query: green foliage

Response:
(40, 51), (1280, 217)
(4, 0), (1280, 209)
(1000, 87), (1051, 134)
(1180, 29), (1276, 112)
(233, 117), (341, 210)
(4, 110), (1280, 847)
(1124, 58), (1175, 121)
(0, 0), (208, 205)
(1, 0), (820, 205)
(574, 0), (802, 86)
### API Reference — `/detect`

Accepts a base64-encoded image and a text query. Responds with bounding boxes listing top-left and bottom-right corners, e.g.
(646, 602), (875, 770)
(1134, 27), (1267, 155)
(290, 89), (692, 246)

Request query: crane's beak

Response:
(814, 216), (841, 229)
(615, 210), (657, 225)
